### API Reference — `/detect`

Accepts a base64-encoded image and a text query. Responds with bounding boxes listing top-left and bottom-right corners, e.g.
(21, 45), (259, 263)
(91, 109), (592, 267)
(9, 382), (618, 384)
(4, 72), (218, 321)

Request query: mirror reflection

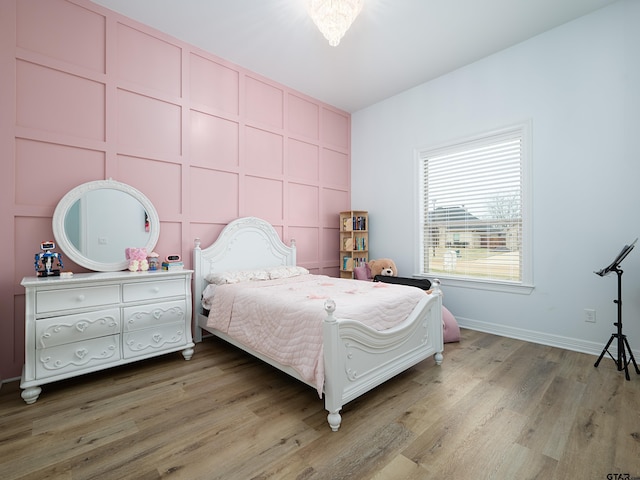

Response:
(64, 189), (152, 264)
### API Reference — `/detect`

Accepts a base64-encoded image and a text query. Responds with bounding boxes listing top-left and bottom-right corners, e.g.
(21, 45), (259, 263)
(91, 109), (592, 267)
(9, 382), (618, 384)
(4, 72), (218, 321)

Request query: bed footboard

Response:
(322, 280), (444, 431)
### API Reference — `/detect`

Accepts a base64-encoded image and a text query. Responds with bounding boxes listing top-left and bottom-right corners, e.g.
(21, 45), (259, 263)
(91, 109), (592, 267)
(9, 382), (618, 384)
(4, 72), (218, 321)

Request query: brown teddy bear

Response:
(368, 258), (398, 277)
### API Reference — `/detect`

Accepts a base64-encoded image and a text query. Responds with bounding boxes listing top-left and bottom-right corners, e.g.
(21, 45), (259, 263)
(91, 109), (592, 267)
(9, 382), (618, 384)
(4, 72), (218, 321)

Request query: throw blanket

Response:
(202, 274), (426, 396)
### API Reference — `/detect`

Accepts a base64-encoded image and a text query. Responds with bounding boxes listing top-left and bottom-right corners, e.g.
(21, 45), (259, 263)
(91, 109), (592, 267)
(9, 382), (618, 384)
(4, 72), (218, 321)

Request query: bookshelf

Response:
(339, 210), (368, 279)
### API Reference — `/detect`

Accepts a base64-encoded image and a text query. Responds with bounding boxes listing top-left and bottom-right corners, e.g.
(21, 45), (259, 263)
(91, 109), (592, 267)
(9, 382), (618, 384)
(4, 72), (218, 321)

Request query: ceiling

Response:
(90, 0), (619, 113)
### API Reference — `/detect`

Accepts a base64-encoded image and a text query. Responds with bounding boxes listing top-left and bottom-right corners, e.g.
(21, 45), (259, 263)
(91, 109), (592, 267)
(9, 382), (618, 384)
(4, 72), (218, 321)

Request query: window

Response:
(418, 122), (531, 287)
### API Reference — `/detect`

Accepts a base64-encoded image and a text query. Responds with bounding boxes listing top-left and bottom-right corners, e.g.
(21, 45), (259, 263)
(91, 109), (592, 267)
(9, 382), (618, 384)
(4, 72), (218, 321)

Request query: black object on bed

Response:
(373, 275), (432, 291)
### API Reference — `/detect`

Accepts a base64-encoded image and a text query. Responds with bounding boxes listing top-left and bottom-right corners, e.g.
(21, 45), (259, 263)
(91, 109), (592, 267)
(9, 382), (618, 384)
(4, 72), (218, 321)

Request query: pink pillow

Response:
(442, 305), (460, 343)
(354, 264), (371, 280)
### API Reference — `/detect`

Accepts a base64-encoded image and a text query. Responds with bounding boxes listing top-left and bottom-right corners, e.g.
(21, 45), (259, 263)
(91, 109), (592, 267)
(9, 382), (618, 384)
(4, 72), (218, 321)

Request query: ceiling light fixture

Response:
(307, 0), (364, 47)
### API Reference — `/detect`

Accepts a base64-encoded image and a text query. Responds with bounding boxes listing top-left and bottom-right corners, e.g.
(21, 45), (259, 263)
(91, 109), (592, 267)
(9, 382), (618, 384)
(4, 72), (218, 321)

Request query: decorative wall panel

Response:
(245, 76), (284, 128)
(288, 94), (319, 140)
(16, 61), (105, 140)
(2, 0), (350, 380)
(190, 111), (239, 169)
(320, 148), (350, 189)
(17, 0), (105, 73)
(244, 176), (283, 223)
(289, 183), (319, 225)
(289, 226), (320, 266)
(190, 53), (239, 115)
(321, 188), (350, 227)
(15, 139), (105, 206)
(288, 139), (319, 182)
(322, 227), (340, 271)
(116, 24), (181, 98)
(116, 89), (182, 158)
(189, 168), (239, 223)
(117, 155), (183, 217)
(245, 127), (283, 176)
(322, 108), (350, 149)
(154, 221), (182, 260)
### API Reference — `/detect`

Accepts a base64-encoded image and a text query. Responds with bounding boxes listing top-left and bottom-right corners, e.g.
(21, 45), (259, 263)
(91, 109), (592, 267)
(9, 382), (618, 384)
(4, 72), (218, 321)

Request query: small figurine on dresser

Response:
(34, 241), (64, 277)
(147, 251), (160, 271)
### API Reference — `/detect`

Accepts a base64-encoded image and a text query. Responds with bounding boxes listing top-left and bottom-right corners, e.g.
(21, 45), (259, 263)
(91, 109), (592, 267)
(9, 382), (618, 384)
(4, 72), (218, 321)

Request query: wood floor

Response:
(1, 329), (639, 480)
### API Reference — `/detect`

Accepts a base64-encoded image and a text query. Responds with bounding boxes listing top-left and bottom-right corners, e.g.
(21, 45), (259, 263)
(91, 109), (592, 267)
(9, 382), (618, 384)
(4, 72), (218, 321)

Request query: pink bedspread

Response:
(202, 274), (426, 395)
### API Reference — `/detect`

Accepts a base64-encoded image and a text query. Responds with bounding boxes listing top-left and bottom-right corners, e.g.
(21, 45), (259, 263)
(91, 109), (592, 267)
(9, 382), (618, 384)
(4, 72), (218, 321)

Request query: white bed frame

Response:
(193, 216), (443, 431)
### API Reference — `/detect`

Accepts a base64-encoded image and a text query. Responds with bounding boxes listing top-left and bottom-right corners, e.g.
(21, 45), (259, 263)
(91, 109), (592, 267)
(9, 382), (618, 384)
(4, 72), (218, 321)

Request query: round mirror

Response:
(52, 179), (160, 272)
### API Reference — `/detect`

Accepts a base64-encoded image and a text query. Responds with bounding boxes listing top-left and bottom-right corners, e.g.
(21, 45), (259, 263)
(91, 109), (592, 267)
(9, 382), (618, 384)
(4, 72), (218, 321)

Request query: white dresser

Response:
(20, 270), (194, 404)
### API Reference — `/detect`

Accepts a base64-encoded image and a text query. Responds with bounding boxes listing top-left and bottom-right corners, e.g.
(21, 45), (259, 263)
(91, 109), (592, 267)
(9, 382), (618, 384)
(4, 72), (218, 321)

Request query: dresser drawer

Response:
(123, 300), (186, 332)
(36, 285), (120, 314)
(36, 335), (120, 379)
(123, 279), (184, 302)
(123, 322), (187, 359)
(36, 308), (120, 349)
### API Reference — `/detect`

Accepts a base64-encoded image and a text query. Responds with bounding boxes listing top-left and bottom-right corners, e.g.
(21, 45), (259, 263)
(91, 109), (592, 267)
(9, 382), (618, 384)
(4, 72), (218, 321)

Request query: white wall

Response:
(351, 0), (640, 356)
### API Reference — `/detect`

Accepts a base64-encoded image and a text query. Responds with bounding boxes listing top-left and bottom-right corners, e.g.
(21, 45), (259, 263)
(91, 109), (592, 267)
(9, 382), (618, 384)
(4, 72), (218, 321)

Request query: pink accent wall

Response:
(0, 0), (351, 381)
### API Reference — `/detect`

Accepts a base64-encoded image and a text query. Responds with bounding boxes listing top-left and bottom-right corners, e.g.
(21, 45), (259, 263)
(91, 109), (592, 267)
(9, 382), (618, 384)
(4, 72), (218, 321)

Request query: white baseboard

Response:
(457, 316), (634, 359)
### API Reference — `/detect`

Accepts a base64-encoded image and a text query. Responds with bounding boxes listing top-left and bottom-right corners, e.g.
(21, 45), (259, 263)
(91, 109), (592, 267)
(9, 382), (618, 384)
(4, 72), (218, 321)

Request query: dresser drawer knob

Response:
(76, 294), (85, 302)
(152, 287), (160, 294)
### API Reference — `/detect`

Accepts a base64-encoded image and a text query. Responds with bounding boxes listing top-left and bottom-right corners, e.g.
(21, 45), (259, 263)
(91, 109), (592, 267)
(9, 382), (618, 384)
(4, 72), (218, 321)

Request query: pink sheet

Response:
(203, 274), (426, 395)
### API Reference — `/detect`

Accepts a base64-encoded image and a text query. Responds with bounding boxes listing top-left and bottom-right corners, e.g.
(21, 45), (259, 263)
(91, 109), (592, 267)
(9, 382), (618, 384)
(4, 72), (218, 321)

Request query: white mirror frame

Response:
(52, 179), (160, 272)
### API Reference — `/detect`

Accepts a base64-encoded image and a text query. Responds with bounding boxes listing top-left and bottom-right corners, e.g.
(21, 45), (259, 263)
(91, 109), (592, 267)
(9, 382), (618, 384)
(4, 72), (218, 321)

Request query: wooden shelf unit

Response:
(339, 210), (368, 279)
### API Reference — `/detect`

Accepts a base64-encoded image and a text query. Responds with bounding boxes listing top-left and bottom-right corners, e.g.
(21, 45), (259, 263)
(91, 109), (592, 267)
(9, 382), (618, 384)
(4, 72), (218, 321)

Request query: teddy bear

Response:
(368, 258), (398, 277)
(125, 247), (149, 272)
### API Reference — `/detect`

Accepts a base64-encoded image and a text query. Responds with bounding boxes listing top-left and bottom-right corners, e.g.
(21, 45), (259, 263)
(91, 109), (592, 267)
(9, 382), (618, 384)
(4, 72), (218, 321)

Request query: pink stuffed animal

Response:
(125, 247), (149, 272)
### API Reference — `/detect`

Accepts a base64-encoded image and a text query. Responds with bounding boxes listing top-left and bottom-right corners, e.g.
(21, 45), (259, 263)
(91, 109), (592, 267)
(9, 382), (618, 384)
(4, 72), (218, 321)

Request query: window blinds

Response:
(420, 127), (524, 282)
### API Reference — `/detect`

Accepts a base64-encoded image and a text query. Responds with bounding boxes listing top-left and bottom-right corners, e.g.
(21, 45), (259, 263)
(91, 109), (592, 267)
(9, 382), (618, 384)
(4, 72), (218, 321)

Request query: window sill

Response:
(415, 275), (534, 295)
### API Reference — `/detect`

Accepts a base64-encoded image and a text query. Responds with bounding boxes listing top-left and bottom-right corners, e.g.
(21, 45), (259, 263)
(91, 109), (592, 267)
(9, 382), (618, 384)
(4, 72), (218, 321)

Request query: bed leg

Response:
(327, 411), (342, 432)
(431, 279), (444, 367)
(323, 299), (343, 432)
(435, 351), (444, 365)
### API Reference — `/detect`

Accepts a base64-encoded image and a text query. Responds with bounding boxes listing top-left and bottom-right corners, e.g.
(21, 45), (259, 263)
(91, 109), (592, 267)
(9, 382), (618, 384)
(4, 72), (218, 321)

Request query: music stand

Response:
(594, 238), (640, 380)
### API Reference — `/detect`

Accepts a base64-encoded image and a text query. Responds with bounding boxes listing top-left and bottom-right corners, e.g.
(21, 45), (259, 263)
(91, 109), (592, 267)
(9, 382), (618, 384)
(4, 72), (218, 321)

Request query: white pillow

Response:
(267, 265), (309, 279)
(205, 269), (269, 285)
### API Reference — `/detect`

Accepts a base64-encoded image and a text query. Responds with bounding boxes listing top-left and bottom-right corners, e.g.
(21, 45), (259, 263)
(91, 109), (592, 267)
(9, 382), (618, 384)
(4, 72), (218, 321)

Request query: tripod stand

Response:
(594, 265), (640, 380)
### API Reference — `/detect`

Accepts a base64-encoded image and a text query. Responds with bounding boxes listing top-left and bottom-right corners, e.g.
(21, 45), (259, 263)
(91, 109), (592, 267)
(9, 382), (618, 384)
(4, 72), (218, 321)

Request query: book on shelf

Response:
(341, 213), (367, 231)
(354, 257), (367, 267)
(351, 215), (366, 231)
(351, 236), (366, 251)
(342, 256), (354, 271)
